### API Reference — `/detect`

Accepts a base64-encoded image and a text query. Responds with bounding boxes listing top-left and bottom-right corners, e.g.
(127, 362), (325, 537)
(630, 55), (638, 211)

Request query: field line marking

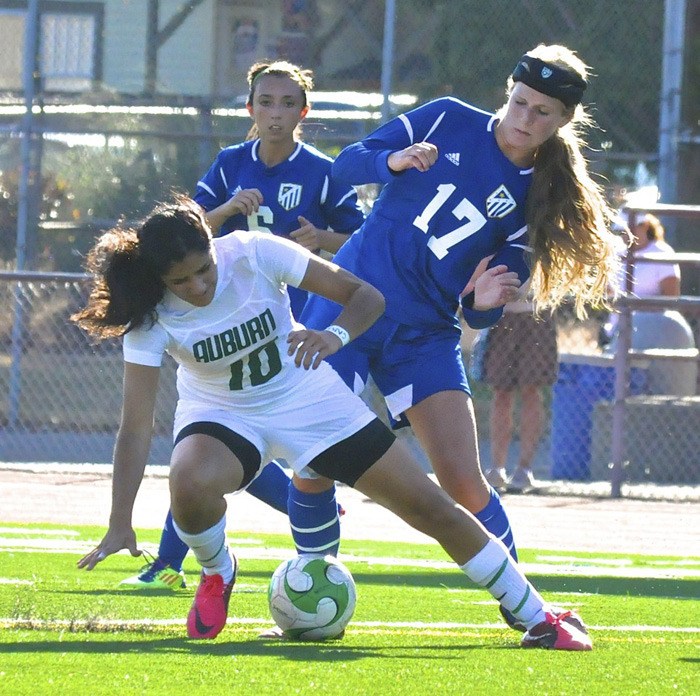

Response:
(1, 617), (698, 633)
(2, 540), (699, 579)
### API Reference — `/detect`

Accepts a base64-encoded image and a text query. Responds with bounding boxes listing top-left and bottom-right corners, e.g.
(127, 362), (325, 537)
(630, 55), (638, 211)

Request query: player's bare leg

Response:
(352, 439), (592, 650)
(405, 391), (489, 512)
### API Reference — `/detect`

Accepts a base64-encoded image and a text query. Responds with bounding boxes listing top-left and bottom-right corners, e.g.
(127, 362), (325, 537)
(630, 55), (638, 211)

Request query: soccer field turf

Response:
(0, 524), (698, 695)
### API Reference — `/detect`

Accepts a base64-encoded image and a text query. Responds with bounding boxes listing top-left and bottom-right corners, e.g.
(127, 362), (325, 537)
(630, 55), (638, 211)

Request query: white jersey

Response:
(124, 231), (315, 409)
(122, 230), (377, 474)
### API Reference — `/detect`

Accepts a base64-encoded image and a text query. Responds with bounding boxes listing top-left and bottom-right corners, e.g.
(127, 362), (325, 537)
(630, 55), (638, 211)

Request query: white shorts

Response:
(173, 362), (376, 479)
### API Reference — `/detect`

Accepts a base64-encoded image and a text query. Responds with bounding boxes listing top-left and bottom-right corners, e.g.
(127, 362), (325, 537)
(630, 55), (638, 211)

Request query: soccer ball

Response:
(268, 555), (357, 640)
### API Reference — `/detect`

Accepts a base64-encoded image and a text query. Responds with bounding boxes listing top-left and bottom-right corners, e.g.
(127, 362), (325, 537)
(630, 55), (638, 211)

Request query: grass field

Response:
(0, 523), (698, 695)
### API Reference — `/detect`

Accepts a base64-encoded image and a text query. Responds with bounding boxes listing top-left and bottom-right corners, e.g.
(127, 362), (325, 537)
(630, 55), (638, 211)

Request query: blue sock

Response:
(288, 483), (341, 556)
(158, 509), (189, 571)
(246, 460), (290, 513)
(475, 486), (518, 561)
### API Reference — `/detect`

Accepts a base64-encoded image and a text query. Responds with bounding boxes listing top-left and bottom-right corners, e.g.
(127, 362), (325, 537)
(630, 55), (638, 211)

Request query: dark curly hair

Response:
(71, 195), (212, 339)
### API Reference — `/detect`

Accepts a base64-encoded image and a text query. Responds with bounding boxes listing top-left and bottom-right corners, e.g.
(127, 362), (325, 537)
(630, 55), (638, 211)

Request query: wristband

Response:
(325, 324), (350, 347)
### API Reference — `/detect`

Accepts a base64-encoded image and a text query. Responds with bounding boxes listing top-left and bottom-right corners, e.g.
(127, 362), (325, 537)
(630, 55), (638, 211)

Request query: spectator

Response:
(624, 211), (681, 297)
(483, 291), (558, 493)
(600, 210), (681, 346)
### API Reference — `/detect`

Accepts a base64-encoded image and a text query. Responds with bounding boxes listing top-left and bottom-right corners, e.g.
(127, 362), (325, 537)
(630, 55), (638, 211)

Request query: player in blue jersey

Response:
(120, 60), (365, 591)
(194, 60), (364, 317)
(302, 44), (620, 631)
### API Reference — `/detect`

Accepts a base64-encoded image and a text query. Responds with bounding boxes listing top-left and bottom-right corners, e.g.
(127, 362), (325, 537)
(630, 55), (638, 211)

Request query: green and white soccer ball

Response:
(268, 555), (357, 640)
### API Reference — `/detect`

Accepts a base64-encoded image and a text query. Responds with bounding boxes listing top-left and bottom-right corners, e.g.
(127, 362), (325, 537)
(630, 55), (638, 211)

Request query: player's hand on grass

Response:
(387, 142), (438, 173)
(287, 328), (343, 370)
(77, 526), (141, 571)
(472, 264), (521, 310)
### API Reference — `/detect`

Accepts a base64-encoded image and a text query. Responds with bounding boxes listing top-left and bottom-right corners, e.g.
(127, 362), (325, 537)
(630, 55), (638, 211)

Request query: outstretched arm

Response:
(77, 362), (160, 570)
(287, 256), (385, 369)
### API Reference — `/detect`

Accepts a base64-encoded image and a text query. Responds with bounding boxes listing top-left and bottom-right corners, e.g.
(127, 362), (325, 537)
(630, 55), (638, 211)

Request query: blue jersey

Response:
(195, 139), (364, 317)
(195, 139), (364, 237)
(331, 97), (532, 331)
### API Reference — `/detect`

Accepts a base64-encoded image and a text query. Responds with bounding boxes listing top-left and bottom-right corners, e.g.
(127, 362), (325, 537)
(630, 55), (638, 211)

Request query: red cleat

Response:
(186, 553), (238, 640)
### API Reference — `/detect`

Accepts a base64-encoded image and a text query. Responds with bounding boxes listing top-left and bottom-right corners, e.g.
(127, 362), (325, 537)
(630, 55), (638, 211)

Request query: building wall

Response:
(157, 0), (215, 97)
(0, 0), (380, 98)
(100, 0), (148, 94)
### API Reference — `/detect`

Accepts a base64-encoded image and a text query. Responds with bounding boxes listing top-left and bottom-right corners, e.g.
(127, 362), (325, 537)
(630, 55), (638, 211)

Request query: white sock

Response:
(460, 538), (547, 630)
(172, 515), (233, 583)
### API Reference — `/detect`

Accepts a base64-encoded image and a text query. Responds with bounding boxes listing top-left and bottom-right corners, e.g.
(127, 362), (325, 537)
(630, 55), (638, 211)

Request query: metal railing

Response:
(610, 203), (700, 496)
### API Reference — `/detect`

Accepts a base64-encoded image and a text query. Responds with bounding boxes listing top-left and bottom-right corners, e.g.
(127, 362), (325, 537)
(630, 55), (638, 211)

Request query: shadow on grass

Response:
(56, 588), (194, 598)
(516, 574), (698, 600)
(238, 569), (699, 600)
(0, 635), (498, 660)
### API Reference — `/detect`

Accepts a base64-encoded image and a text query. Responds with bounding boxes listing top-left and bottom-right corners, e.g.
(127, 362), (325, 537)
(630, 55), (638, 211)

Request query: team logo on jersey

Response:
(445, 152), (460, 166)
(486, 184), (517, 219)
(278, 183), (302, 211)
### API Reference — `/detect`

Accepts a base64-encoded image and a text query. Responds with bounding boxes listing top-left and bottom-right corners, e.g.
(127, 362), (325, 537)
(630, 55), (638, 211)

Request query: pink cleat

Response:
(186, 553), (238, 640)
(521, 610), (593, 651)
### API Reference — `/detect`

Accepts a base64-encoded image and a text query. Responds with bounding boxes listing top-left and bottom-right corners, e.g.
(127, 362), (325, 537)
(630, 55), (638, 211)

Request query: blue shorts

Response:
(301, 295), (470, 427)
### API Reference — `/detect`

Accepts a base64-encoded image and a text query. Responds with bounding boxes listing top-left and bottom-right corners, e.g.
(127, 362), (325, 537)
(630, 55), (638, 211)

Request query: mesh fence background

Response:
(1, 272), (698, 501)
(0, 0), (681, 267)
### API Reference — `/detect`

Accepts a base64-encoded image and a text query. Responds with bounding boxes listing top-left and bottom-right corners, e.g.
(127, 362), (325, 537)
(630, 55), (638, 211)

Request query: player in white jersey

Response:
(302, 44), (621, 630)
(122, 61), (365, 590)
(73, 196), (592, 650)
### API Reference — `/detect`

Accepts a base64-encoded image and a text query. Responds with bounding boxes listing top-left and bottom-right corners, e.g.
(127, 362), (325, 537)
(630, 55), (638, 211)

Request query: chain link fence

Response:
(465, 300), (699, 501)
(0, 1), (698, 500)
(0, 271), (177, 466)
(1, 266), (698, 501)
(460, 206), (700, 501)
